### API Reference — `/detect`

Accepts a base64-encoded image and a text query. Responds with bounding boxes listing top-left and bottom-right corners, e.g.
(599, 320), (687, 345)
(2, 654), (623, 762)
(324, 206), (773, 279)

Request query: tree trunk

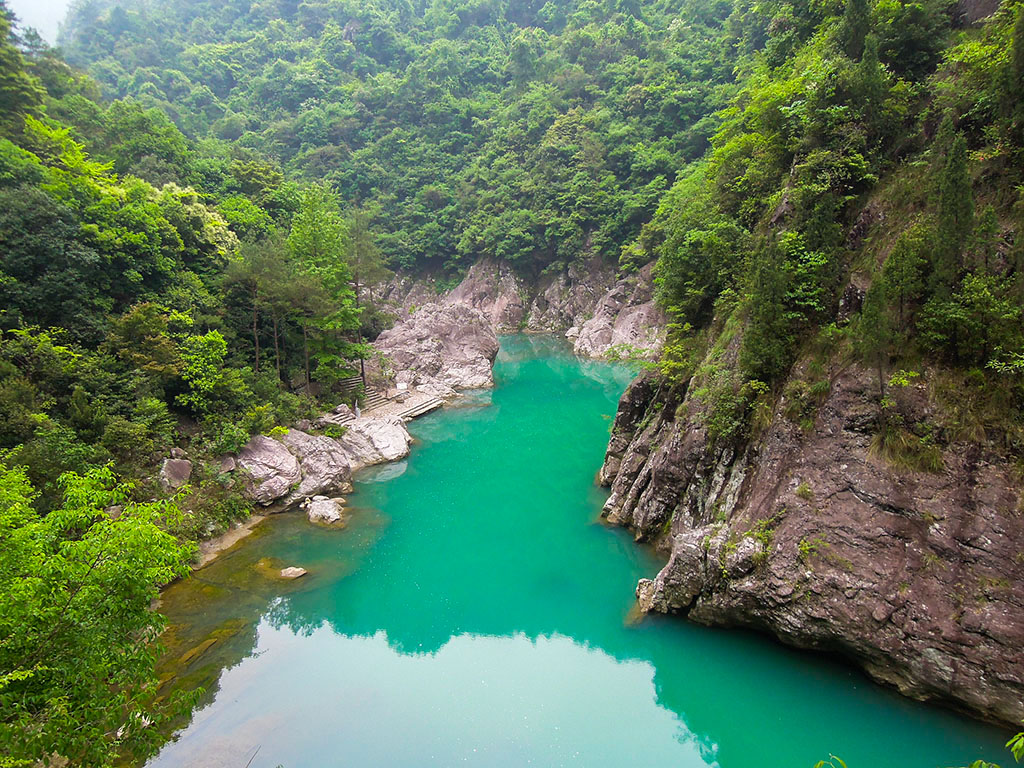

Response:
(272, 314), (281, 380)
(252, 288), (260, 374)
(303, 324), (311, 391)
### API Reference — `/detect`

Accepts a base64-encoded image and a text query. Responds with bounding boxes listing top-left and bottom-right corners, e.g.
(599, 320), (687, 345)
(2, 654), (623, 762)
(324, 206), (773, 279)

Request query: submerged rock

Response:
(303, 495), (345, 525)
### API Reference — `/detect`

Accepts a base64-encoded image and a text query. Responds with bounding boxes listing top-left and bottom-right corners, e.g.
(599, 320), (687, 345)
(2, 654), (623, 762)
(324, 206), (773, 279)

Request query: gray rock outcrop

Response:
(281, 429), (355, 504)
(237, 417), (412, 509)
(303, 496), (345, 525)
(159, 458), (193, 490)
(374, 256), (666, 361)
(373, 302), (499, 392)
(600, 350), (1024, 726)
(571, 263), (666, 359)
(238, 436), (302, 505)
(443, 259), (528, 331)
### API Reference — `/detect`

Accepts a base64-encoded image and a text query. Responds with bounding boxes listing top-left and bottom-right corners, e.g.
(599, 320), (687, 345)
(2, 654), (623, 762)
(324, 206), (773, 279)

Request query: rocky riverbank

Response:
(599, 353), (1024, 727)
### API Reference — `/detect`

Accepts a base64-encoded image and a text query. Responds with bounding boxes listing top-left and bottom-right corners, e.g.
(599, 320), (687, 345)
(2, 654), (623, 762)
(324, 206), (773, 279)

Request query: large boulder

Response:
(303, 496), (344, 525)
(160, 458), (192, 490)
(237, 419), (412, 508)
(343, 417), (413, 468)
(373, 303), (499, 391)
(238, 435), (301, 505)
(281, 429), (355, 505)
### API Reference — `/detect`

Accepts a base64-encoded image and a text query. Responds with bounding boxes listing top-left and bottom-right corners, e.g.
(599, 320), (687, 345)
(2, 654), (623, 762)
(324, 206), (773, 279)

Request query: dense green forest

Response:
(1, 0), (1024, 763)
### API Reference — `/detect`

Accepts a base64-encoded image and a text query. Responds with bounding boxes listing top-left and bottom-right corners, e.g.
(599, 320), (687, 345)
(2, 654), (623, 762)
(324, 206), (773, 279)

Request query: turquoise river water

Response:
(148, 335), (1011, 768)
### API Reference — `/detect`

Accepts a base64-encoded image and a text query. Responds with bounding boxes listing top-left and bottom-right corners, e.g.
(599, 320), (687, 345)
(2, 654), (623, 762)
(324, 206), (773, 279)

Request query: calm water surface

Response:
(149, 335), (1010, 768)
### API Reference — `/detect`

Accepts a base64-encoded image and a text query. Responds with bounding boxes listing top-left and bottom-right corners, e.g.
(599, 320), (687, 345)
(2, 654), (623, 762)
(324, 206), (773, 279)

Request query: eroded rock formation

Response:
(236, 416), (412, 509)
(570, 262), (665, 359)
(378, 257), (666, 360)
(601, 358), (1024, 726)
(373, 302), (500, 394)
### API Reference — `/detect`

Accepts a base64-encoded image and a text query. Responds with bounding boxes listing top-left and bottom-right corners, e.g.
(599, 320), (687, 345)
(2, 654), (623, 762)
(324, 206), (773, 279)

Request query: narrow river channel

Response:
(148, 335), (1009, 768)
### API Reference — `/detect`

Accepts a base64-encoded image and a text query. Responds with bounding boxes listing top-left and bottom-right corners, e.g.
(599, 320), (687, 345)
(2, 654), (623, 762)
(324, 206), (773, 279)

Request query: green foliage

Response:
(0, 6), (43, 134)
(919, 274), (1022, 366)
(932, 133), (974, 298)
(883, 223), (929, 330)
(176, 331), (253, 418)
(741, 240), (792, 383)
(838, 0), (870, 59)
(322, 423), (348, 439)
(0, 461), (194, 767)
(870, 419), (944, 473)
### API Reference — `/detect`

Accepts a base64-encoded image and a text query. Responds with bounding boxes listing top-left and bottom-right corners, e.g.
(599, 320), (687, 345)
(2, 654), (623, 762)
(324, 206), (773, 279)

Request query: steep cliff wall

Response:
(600, 346), (1024, 726)
(378, 258), (666, 359)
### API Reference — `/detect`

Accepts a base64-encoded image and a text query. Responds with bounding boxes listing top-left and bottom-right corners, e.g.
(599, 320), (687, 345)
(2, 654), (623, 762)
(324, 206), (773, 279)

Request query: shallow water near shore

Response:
(148, 335), (1010, 768)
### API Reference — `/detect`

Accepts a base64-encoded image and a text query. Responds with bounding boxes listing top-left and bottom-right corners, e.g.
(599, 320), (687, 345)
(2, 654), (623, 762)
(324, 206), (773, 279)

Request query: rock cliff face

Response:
(372, 302), (500, 395)
(569, 262), (666, 359)
(379, 257), (666, 359)
(601, 358), (1024, 726)
(236, 416), (412, 509)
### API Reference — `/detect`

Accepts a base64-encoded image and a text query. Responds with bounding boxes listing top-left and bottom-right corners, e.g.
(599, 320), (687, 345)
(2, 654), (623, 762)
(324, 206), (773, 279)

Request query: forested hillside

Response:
(60, 0), (737, 271)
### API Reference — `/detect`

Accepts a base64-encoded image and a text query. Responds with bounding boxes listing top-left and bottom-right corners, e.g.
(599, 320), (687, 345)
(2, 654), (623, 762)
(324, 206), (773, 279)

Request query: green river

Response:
(148, 335), (1010, 768)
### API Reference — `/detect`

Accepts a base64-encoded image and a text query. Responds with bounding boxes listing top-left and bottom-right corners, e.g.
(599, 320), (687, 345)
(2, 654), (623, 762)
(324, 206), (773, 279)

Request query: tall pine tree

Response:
(931, 133), (973, 298)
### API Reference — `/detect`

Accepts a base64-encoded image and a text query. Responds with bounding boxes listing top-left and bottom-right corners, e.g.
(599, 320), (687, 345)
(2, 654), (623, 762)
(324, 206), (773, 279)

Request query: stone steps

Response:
(321, 412), (355, 427)
(363, 392), (389, 411)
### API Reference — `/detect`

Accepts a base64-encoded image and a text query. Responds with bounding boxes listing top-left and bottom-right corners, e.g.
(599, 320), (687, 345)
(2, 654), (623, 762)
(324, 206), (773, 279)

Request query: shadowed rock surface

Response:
(601, 356), (1024, 726)
(159, 458), (193, 490)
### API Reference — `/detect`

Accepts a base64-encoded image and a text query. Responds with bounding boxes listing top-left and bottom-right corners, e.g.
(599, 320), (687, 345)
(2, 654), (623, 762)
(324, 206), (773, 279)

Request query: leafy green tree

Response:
(919, 274), (1021, 365)
(0, 461), (194, 767)
(0, 3), (43, 135)
(932, 133), (973, 298)
(107, 303), (181, 384)
(838, 0), (870, 60)
(225, 236), (293, 377)
(741, 241), (792, 383)
(883, 225), (928, 330)
(346, 206), (392, 310)
(175, 330), (253, 418)
(288, 183), (351, 303)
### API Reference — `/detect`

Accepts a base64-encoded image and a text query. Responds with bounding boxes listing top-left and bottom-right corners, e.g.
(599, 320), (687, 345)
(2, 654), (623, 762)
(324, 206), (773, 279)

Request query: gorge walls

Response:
(599, 350), (1024, 727)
